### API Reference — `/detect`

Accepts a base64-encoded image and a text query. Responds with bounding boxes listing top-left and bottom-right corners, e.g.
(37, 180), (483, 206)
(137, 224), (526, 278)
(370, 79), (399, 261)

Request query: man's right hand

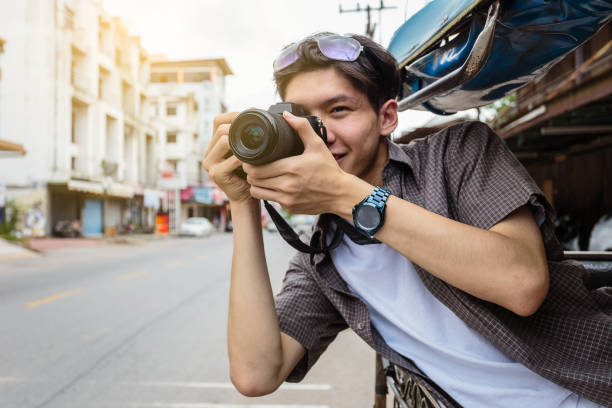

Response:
(203, 112), (253, 204)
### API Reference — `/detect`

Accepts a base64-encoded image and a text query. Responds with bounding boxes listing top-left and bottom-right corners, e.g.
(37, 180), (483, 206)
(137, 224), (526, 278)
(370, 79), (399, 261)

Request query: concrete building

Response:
(0, 35), (26, 156)
(0, 0), (163, 237)
(149, 58), (232, 232)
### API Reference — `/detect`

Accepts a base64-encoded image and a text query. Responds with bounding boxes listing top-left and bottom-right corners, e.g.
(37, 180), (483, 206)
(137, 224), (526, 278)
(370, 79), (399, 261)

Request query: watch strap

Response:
(367, 186), (391, 208)
(353, 186), (391, 237)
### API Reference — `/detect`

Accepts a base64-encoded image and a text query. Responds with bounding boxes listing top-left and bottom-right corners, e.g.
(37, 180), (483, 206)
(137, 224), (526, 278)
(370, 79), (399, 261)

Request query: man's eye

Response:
(331, 106), (349, 113)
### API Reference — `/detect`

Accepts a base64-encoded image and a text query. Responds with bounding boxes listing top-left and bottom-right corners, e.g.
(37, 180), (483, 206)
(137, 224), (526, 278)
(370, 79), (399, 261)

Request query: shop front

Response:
(48, 180), (105, 237)
(180, 183), (228, 230)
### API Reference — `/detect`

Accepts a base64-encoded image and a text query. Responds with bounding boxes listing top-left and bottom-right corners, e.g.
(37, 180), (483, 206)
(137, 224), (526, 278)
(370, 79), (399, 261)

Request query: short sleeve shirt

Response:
(274, 122), (612, 407)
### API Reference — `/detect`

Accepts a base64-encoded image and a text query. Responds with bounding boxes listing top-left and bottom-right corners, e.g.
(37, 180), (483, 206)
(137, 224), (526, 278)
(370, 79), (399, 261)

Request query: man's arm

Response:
(227, 199), (305, 397)
(332, 178), (549, 317)
(203, 112), (305, 396)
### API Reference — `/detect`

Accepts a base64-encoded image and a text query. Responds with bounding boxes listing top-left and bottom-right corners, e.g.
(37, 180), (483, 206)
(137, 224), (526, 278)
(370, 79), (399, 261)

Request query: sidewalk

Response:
(1, 233), (178, 259)
(26, 233), (170, 252)
(27, 237), (106, 252)
(0, 238), (39, 261)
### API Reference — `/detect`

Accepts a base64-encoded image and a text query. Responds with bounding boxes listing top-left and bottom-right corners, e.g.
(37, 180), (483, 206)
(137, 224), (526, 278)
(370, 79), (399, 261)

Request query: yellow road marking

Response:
(118, 270), (149, 281)
(25, 288), (84, 308)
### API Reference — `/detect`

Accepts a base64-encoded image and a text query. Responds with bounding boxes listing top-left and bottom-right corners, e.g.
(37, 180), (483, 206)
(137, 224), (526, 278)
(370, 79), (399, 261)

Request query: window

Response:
(166, 132), (177, 143)
(166, 104), (177, 116)
(167, 160), (178, 172)
(71, 157), (77, 170)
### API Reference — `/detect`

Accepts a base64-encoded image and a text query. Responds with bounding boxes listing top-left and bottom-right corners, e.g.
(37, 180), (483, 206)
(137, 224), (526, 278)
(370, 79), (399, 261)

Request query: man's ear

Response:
(378, 99), (398, 137)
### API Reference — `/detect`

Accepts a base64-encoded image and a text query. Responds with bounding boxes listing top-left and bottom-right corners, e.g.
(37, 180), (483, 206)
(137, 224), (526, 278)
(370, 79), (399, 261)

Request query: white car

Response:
(265, 221), (278, 233)
(290, 214), (315, 236)
(179, 217), (215, 237)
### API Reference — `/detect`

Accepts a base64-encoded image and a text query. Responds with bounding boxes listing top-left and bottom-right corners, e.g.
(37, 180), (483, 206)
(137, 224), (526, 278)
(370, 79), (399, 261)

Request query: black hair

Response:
(273, 32), (401, 112)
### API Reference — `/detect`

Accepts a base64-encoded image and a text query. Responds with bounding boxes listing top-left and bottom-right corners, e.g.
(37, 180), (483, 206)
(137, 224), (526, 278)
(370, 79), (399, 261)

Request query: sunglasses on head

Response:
(273, 34), (364, 72)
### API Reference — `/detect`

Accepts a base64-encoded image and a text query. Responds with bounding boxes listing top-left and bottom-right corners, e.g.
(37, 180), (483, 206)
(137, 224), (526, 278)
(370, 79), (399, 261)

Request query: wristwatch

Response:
(352, 186), (391, 238)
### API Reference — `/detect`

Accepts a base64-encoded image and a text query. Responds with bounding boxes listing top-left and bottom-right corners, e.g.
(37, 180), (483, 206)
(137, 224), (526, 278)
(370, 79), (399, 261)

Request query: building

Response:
(148, 58), (232, 232)
(1, 35), (28, 226)
(0, 0), (163, 237)
(490, 22), (612, 250)
(0, 35), (26, 157)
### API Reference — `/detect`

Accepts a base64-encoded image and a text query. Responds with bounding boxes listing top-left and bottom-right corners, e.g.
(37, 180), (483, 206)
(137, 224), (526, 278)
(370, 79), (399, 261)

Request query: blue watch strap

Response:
(367, 186), (391, 208)
(353, 186), (391, 237)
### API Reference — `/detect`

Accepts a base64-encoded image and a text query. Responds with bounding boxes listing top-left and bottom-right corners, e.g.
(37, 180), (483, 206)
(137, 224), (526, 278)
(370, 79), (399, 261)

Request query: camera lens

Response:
(241, 125), (265, 149)
(229, 107), (302, 165)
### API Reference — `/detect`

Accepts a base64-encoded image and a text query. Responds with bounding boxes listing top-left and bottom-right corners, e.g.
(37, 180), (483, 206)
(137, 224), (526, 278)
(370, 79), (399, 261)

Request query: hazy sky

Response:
(102, 0), (437, 132)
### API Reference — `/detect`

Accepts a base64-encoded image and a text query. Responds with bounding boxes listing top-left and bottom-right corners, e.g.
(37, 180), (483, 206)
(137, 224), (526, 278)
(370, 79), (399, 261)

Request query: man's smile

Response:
(331, 152), (347, 163)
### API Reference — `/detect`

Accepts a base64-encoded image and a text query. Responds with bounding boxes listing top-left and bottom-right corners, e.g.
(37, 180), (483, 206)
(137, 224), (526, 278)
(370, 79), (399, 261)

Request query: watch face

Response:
(356, 204), (381, 230)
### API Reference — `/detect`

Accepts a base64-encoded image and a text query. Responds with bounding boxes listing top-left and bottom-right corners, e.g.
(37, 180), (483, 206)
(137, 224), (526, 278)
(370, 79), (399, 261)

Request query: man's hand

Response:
(243, 111), (351, 215)
(203, 112), (253, 204)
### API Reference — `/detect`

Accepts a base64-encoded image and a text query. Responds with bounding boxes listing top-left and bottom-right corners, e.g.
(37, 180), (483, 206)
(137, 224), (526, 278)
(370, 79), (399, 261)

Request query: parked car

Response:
(179, 217), (215, 237)
(265, 220), (278, 233)
(290, 214), (315, 236)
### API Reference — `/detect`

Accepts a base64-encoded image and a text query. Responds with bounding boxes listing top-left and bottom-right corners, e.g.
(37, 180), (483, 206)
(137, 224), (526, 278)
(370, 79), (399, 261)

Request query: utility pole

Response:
(339, 1), (397, 41)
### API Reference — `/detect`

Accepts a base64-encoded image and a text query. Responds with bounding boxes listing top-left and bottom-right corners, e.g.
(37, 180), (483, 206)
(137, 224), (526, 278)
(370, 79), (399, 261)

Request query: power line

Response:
(339, 1), (397, 41)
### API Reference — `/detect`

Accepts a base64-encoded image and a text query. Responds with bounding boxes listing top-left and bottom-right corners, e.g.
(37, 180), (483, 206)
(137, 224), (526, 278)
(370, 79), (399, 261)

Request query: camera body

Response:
(228, 102), (327, 169)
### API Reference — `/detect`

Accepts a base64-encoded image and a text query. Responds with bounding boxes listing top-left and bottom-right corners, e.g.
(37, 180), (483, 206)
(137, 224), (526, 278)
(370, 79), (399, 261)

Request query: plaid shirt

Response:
(274, 121), (612, 407)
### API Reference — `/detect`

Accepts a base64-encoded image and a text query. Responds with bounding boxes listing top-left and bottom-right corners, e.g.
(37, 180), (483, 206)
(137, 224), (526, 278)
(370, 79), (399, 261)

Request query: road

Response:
(0, 232), (377, 408)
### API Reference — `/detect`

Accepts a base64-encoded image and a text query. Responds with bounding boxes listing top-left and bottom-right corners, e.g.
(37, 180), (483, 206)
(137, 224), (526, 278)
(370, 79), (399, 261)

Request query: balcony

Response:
(71, 29), (89, 56)
(71, 71), (91, 95)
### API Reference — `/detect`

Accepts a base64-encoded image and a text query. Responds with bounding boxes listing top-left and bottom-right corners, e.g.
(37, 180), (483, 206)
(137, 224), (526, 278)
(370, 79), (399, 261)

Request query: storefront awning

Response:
(0, 138), (26, 156)
(180, 185), (227, 205)
(67, 179), (104, 195)
(107, 183), (134, 198)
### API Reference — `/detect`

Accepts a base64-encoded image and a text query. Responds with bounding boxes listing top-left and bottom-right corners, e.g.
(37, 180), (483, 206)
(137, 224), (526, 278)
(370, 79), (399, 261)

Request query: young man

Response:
(203, 33), (611, 407)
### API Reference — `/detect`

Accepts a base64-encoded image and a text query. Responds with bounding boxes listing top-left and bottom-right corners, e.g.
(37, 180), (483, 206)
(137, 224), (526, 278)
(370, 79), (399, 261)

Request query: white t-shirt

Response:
(329, 236), (601, 408)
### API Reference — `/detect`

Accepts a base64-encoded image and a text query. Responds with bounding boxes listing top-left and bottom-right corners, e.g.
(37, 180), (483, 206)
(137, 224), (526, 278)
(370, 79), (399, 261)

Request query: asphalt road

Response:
(0, 232), (377, 408)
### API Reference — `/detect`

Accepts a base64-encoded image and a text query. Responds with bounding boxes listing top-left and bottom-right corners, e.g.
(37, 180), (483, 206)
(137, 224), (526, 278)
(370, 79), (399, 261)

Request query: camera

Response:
(228, 102), (327, 168)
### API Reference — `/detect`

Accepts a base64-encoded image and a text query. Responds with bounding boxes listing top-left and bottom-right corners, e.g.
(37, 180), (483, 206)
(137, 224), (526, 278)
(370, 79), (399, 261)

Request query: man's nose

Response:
(324, 127), (336, 145)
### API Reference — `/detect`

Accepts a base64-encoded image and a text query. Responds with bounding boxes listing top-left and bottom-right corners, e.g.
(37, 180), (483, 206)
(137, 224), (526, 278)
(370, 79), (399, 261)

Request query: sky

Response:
(101, 0), (440, 133)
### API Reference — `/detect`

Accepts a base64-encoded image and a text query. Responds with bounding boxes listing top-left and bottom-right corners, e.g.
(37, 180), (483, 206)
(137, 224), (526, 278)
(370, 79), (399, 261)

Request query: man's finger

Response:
(205, 123), (231, 157)
(249, 185), (285, 203)
(282, 110), (325, 149)
(204, 135), (231, 171)
(247, 173), (286, 192)
(242, 157), (295, 180)
(216, 154), (243, 175)
(213, 112), (239, 133)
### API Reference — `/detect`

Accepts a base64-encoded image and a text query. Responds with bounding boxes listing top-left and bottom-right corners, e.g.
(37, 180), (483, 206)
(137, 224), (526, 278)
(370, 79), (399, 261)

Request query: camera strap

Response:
(263, 200), (380, 255)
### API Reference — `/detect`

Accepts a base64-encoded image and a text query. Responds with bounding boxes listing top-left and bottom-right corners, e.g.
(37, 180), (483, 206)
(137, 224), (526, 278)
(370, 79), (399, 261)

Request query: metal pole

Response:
(374, 353), (387, 408)
(174, 187), (180, 234)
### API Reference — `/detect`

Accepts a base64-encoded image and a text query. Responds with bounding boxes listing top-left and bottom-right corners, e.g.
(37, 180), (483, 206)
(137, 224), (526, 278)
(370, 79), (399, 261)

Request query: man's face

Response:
(283, 67), (388, 183)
